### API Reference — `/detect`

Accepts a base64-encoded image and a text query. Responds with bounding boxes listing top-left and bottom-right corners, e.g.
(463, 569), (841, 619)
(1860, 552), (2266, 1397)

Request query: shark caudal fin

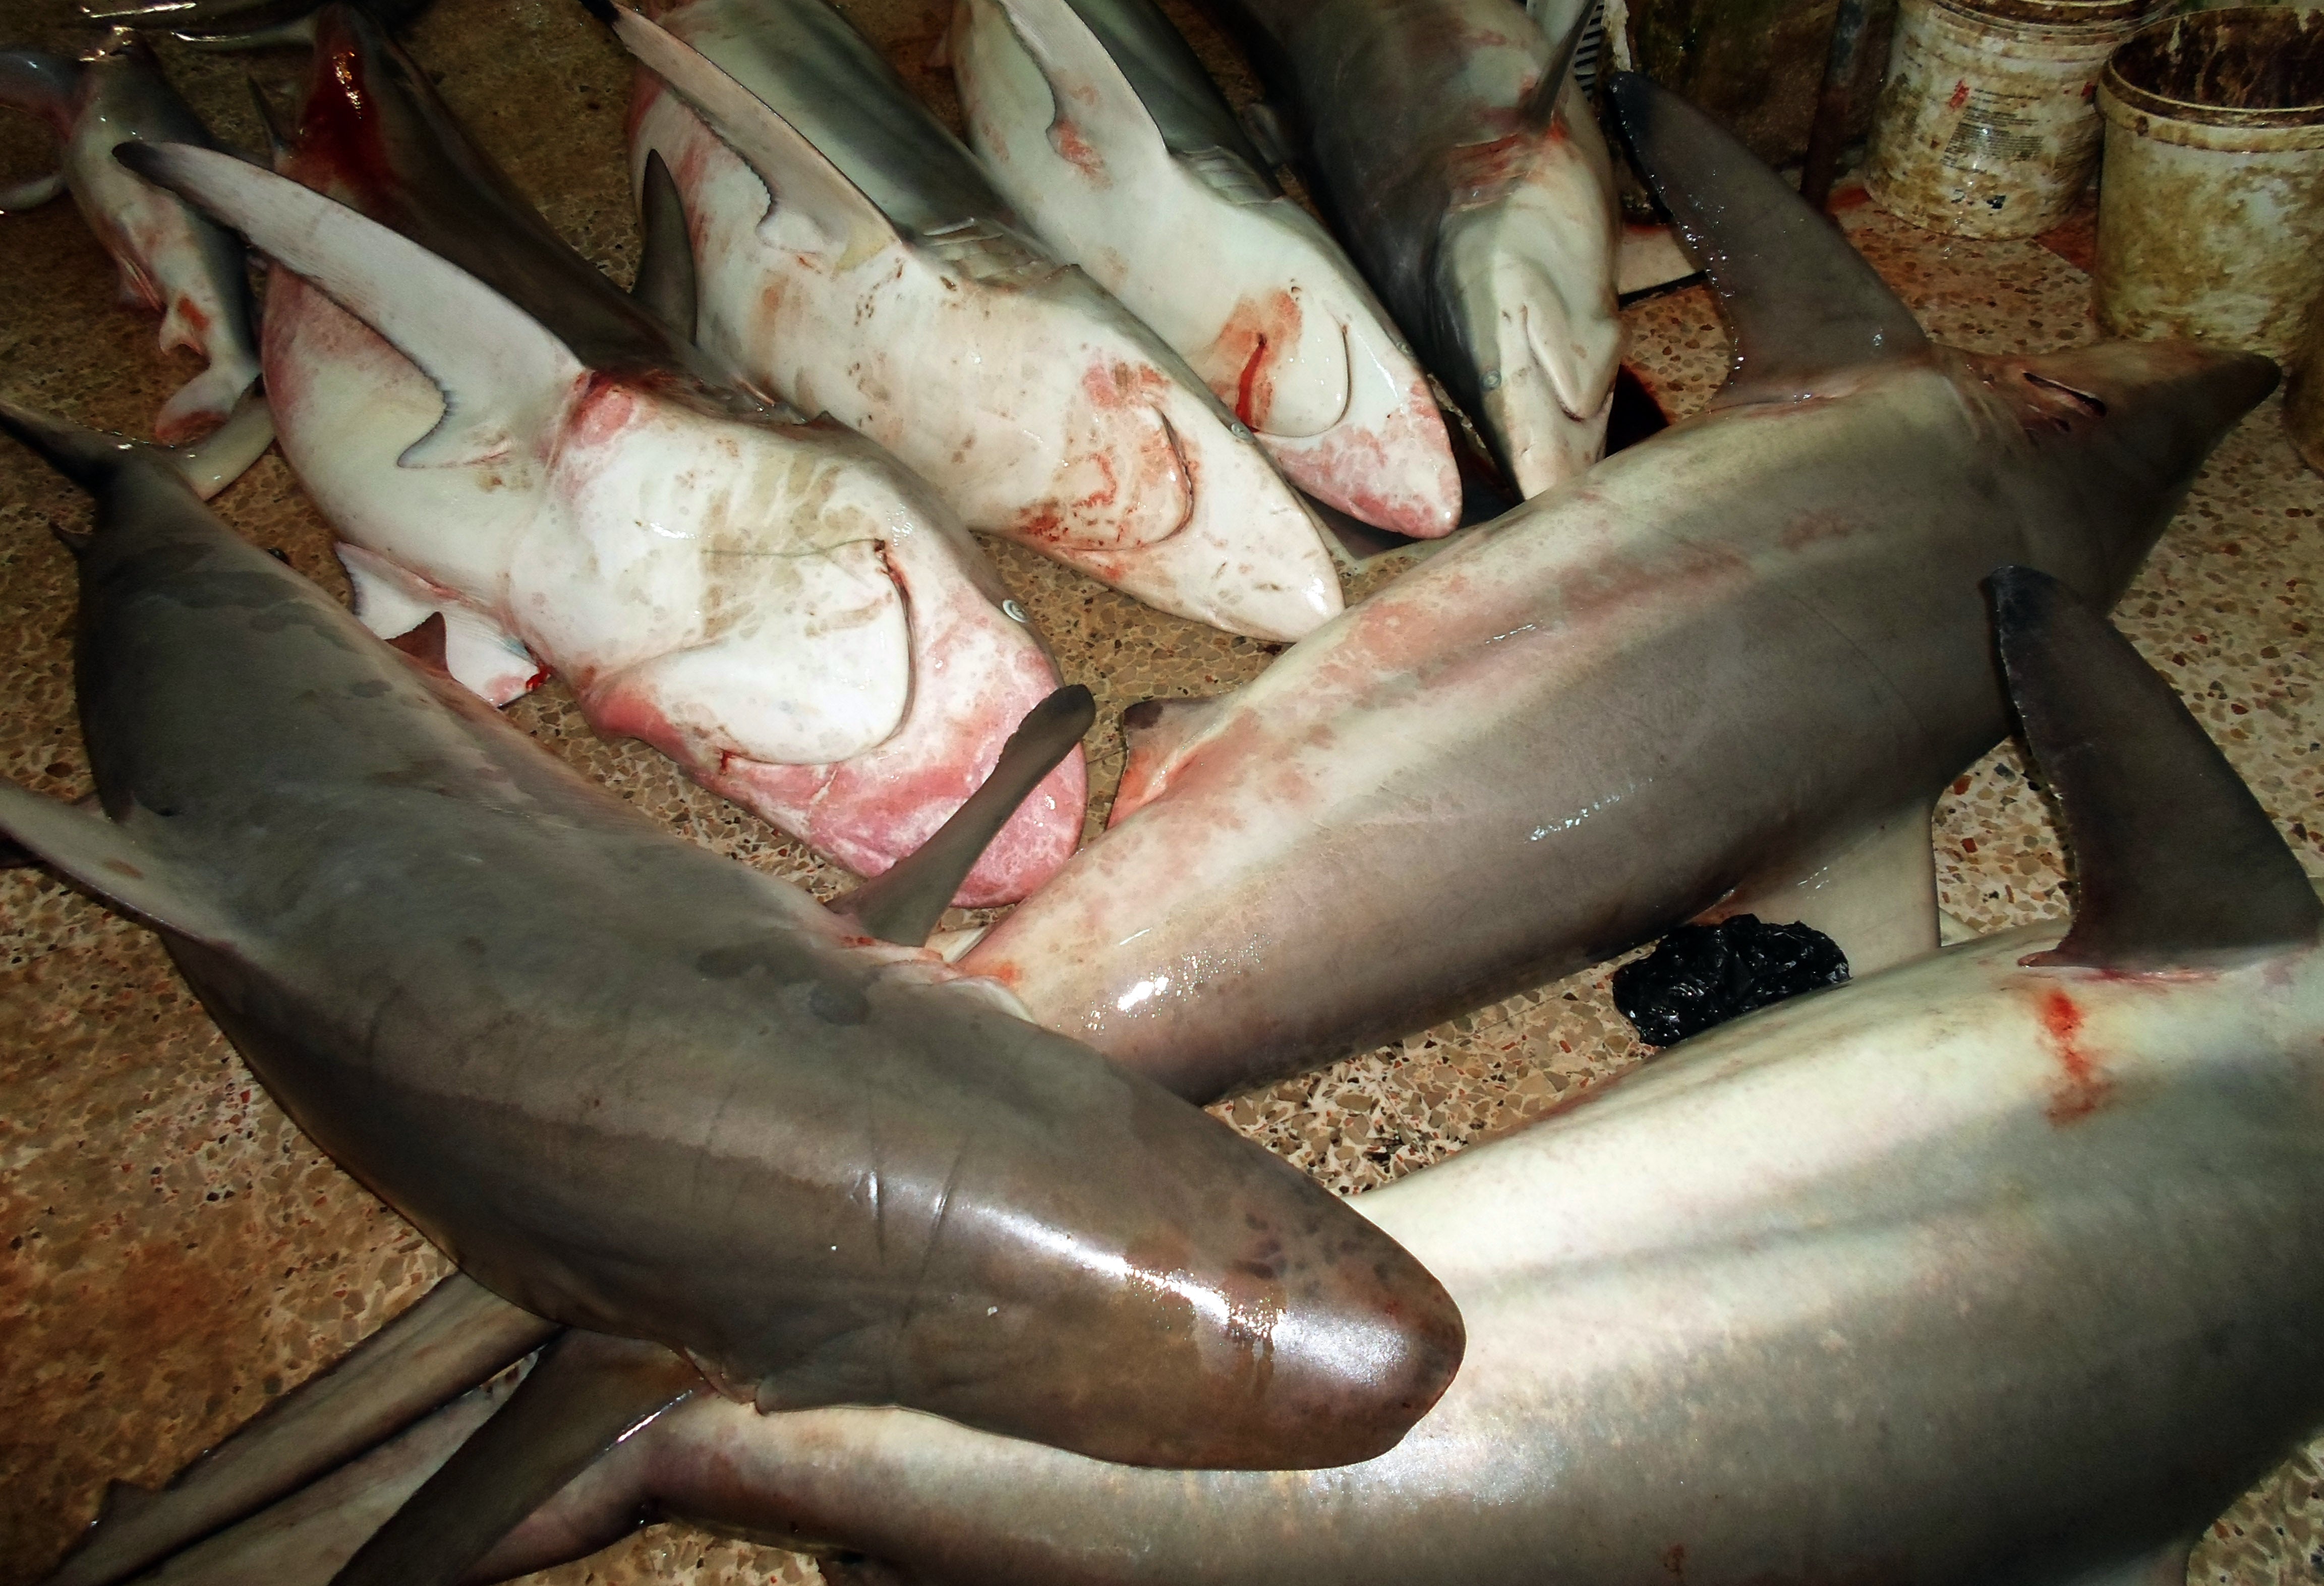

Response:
(629, 150), (699, 346)
(42, 1275), (556, 1586)
(328, 1331), (699, 1586)
(831, 685), (1094, 947)
(1987, 565), (2321, 971)
(1605, 73), (1927, 405)
(117, 141), (587, 471)
(585, 1), (901, 270)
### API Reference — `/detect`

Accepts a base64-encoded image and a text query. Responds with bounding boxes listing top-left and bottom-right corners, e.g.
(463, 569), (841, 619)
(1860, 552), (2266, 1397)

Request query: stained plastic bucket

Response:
(1867, 0), (2165, 238)
(2094, 7), (2324, 358)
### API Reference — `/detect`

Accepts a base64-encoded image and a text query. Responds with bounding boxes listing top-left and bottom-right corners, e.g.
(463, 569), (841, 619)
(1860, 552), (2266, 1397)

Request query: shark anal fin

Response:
(597, 3), (898, 272)
(328, 1330), (700, 1586)
(1111, 693), (1224, 824)
(1605, 74), (1929, 405)
(0, 782), (236, 947)
(44, 1273), (557, 1586)
(1988, 567), (2322, 971)
(114, 142), (586, 471)
(630, 149), (699, 346)
(1703, 800), (1940, 980)
(832, 685), (1095, 947)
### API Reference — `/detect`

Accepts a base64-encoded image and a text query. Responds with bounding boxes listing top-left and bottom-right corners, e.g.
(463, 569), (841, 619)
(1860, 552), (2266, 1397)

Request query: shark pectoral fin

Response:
(44, 1275), (556, 1586)
(0, 389), (268, 502)
(987, 0), (1171, 175)
(1711, 801), (1940, 979)
(0, 171), (65, 211)
(1112, 693), (1223, 822)
(832, 684), (1095, 946)
(0, 784), (237, 947)
(630, 150), (699, 346)
(0, 49), (79, 125)
(329, 1331), (700, 1586)
(168, 386), (275, 500)
(592, 2), (898, 271)
(114, 142), (586, 471)
(1988, 567), (2323, 971)
(1605, 74), (1928, 406)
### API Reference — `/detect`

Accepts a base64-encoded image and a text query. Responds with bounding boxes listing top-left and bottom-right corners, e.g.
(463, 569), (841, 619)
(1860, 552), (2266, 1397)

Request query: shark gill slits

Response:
(1613, 915), (1851, 1047)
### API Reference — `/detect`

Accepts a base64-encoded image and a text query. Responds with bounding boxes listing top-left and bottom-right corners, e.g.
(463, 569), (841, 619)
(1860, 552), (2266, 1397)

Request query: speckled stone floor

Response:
(1, 2), (2319, 1583)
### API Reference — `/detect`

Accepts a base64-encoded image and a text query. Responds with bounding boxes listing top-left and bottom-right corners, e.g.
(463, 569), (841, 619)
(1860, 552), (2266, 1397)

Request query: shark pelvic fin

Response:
(1705, 800), (1939, 980)
(1518, 0), (1594, 129)
(1606, 74), (1928, 405)
(42, 1274), (557, 1586)
(832, 685), (1094, 946)
(116, 142), (586, 471)
(596, 3), (899, 271)
(329, 1329), (699, 1586)
(1112, 693), (1225, 823)
(0, 784), (238, 947)
(630, 150), (699, 346)
(1988, 566), (2322, 971)
(987, 0), (1172, 177)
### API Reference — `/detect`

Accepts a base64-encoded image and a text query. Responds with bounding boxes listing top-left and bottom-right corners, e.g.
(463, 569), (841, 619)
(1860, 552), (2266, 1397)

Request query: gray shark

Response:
(957, 73), (2281, 1102)
(0, 405), (1462, 1585)
(93, 567), (2324, 1586)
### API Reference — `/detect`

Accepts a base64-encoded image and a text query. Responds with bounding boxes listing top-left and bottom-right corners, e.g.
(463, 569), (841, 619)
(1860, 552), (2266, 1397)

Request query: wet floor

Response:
(1, 1), (2318, 1581)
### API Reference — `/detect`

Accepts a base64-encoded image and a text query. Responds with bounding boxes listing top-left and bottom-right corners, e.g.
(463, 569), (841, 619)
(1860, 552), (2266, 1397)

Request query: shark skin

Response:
(180, 6), (1080, 905)
(0, 30), (266, 457)
(0, 409), (1465, 1520)
(115, 577), (2324, 1586)
(1210, 0), (1621, 498)
(947, 0), (1461, 538)
(956, 77), (2280, 1101)
(613, 0), (1344, 643)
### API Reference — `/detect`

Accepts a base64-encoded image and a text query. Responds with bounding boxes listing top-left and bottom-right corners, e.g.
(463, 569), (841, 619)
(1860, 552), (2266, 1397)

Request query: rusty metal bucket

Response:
(1866, 0), (2164, 237)
(2095, 7), (2324, 358)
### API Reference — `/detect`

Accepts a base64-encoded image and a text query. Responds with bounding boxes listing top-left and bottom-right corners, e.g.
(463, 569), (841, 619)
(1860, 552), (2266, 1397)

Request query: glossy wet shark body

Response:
(947, 0), (1460, 536)
(608, 0), (1344, 641)
(958, 76), (2280, 1100)
(114, 572), (2324, 1586)
(144, 6), (1080, 904)
(2, 406), (1463, 1586)
(1212, 0), (1620, 497)
(0, 29), (265, 456)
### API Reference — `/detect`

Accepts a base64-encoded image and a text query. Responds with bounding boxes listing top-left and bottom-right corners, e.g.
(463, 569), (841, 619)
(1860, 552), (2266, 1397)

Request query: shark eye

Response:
(2023, 371), (2108, 418)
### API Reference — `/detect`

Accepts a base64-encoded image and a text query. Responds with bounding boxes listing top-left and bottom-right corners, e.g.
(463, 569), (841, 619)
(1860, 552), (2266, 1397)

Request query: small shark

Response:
(0, 28), (270, 474)
(1211, 0), (1622, 497)
(88, 568), (2324, 1586)
(1, 400), (1463, 1586)
(598, 0), (1347, 642)
(947, 0), (1462, 537)
(129, 5), (1085, 905)
(957, 74), (2280, 1100)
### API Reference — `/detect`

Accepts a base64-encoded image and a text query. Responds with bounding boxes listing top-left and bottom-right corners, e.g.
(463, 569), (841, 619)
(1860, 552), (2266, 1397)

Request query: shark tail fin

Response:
(1987, 565), (2321, 971)
(41, 1274), (557, 1586)
(1605, 73), (1928, 406)
(328, 1330), (699, 1586)
(832, 685), (1095, 947)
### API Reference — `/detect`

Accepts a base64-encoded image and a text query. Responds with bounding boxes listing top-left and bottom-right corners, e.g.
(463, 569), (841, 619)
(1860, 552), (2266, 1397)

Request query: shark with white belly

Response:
(597, 0), (1344, 642)
(957, 73), (2280, 1099)
(947, 0), (1462, 537)
(127, 6), (1083, 904)
(83, 568), (2324, 1586)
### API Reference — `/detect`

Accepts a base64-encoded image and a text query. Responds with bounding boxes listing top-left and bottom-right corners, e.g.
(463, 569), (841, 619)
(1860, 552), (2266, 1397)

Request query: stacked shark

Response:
(959, 75), (2282, 1102)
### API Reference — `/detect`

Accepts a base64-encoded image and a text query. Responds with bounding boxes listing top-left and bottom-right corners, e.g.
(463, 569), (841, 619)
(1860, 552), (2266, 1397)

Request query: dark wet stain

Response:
(809, 981), (870, 1026)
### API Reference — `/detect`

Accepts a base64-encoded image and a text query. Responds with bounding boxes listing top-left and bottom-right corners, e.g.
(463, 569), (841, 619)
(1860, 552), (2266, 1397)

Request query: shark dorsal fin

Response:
(591, 1), (899, 273)
(118, 142), (586, 471)
(0, 782), (238, 947)
(1988, 566), (2321, 971)
(1606, 74), (1927, 405)
(630, 150), (699, 346)
(832, 685), (1094, 947)
(1518, 0), (1593, 130)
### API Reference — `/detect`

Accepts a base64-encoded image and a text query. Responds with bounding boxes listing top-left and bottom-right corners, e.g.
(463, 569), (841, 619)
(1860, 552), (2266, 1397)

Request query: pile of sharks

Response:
(1, 0), (2316, 1579)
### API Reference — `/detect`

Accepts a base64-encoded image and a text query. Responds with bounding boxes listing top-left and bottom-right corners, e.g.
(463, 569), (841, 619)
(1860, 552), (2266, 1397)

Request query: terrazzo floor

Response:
(1, 0), (2320, 1581)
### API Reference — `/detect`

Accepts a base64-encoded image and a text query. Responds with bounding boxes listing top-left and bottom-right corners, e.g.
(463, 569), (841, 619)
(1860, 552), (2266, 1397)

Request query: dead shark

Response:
(1211, 0), (1622, 497)
(599, 0), (1346, 641)
(88, 568), (2324, 1586)
(0, 28), (269, 474)
(957, 74), (2280, 1100)
(1, 400), (1464, 1586)
(127, 5), (1084, 905)
(947, 0), (1462, 537)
